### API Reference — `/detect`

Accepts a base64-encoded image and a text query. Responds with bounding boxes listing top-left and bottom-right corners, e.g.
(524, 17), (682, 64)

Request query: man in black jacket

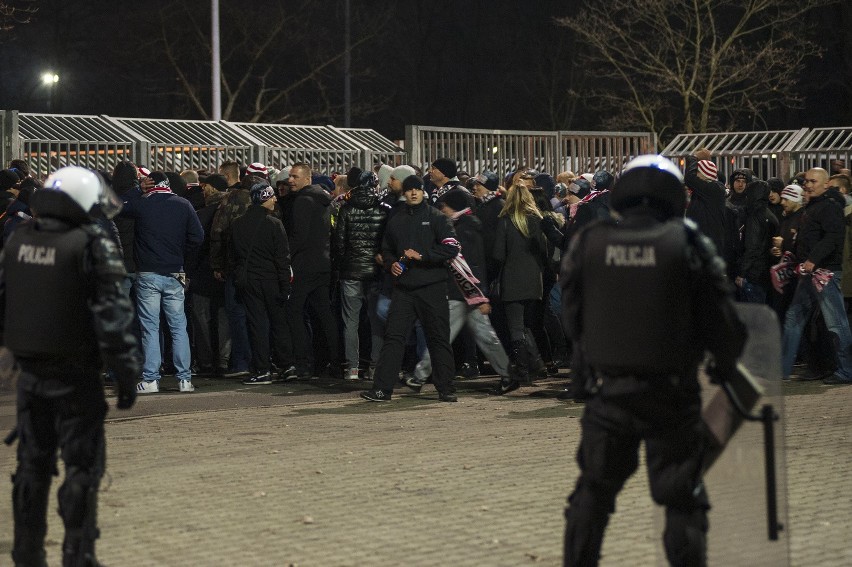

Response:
(332, 171), (389, 381)
(683, 149), (726, 254)
(361, 176), (460, 402)
(781, 167), (852, 384)
(229, 182), (291, 384)
(282, 162), (339, 379)
(409, 188), (517, 394)
(736, 178), (779, 303)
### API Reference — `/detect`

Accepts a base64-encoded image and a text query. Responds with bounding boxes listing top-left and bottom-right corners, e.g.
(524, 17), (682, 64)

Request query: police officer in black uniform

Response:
(2, 166), (141, 567)
(560, 155), (747, 566)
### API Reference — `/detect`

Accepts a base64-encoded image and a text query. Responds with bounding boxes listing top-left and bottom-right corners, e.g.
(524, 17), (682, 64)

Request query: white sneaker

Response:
(136, 380), (159, 394)
(179, 379), (195, 393)
(345, 368), (360, 381)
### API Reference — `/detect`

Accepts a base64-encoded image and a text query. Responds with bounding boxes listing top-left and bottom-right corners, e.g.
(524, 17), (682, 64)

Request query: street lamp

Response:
(41, 72), (58, 113)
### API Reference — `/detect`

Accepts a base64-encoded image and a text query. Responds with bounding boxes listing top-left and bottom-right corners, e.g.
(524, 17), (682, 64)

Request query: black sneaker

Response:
(242, 372), (273, 385)
(456, 363), (479, 380)
(279, 365), (298, 382)
(222, 368), (250, 378)
(438, 391), (458, 402)
(822, 374), (852, 385)
(360, 389), (392, 402)
(489, 378), (520, 396)
(405, 374), (427, 392)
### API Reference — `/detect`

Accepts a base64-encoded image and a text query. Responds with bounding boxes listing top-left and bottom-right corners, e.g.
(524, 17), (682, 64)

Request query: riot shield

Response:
(654, 303), (790, 565)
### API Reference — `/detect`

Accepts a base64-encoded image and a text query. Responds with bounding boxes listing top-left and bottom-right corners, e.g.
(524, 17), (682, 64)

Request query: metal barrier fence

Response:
(0, 110), (406, 178)
(406, 125), (656, 177)
(4, 110), (848, 184)
(661, 128), (852, 181)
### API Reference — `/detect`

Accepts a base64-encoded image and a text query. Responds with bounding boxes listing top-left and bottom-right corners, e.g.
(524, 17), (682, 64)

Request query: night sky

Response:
(1, 0), (850, 143)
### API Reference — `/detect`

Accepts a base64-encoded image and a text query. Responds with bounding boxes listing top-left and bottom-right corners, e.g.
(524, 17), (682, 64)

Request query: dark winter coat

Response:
(187, 190), (227, 296)
(228, 205), (291, 291)
(120, 188), (204, 273)
(447, 212), (487, 302)
(738, 180), (779, 287)
(285, 185), (333, 275)
(332, 186), (389, 281)
(475, 193), (505, 281)
(684, 155), (727, 254)
(796, 188), (846, 271)
(381, 199), (458, 291)
(492, 214), (548, 302)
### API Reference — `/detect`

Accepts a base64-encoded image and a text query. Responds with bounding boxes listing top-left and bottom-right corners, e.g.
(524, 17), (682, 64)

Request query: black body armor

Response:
(581, 219), (698, 374)
(4, 223), (96, 358)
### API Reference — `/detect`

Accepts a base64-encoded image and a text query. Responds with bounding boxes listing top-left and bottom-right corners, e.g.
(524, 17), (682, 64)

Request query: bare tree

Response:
(149, 1), (388, 124)
(0, 0), (36, 35)
(557, 0), (833, 142)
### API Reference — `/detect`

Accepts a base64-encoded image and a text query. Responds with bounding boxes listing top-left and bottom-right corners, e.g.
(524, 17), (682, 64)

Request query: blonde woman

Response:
(490, 183), (549, 392)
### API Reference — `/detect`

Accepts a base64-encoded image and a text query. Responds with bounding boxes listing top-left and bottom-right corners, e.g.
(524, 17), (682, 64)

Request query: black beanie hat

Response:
(346, 167), (363, 188)
(402, 175), (424, 192)
(437, 188), (474, 211)
(431, 158), (457, 180)
(0, 169), (22, 191)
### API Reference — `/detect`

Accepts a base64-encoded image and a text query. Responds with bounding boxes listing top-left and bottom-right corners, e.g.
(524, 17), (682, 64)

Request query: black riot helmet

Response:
(31, 166), (122, 224)
(610, 155), (685, 219)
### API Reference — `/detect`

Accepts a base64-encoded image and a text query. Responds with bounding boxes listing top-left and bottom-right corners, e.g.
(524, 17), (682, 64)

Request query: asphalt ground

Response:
(0, 370), (849, 566)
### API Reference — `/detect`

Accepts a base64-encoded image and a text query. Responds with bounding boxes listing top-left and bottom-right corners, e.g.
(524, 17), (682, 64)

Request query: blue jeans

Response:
(136, 272), (192, 381)
(782, 271), (852, 380)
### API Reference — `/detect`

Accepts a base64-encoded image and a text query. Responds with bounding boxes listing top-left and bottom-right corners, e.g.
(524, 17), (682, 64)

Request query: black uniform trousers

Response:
(372, 281), (454, 395)
(564, 375), (709, 567)
(286, 271), (339, 372)
(13, 358), (107, 565)
(242, 278), (289, 374)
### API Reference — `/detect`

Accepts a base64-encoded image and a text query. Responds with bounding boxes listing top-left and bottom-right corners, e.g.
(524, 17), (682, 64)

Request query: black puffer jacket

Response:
(332, 186), (389, 281)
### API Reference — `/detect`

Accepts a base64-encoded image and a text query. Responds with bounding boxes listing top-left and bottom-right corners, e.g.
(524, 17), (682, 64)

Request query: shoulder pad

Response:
(88, 233), (127, 280)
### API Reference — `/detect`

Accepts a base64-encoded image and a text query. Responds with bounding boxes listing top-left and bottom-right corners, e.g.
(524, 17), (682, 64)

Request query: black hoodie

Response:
(796, 187), (846, 271)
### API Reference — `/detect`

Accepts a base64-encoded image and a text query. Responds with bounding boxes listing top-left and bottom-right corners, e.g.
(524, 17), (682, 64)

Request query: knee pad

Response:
(58, 466), (99, 530)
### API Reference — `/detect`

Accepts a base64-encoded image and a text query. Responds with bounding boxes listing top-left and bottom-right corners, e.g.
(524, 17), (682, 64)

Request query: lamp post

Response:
(211, 0), (221, 121)
(41, 72), (58, 113)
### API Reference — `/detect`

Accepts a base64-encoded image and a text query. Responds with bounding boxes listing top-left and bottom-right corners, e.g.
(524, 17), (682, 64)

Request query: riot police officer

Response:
(2, 166), (141, 567)
(560, 155), (746, 566)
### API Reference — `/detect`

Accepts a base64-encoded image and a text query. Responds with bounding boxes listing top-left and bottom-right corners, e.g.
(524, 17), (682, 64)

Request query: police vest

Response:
(580, 219), (696, 374)
(4, 223), (96, 358)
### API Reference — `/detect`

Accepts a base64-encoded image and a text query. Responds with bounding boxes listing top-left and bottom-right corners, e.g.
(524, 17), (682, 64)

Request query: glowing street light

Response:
(42, 72), (59, 85)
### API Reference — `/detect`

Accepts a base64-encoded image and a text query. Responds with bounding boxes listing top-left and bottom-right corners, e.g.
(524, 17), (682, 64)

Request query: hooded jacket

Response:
(332, 185), (389, 281)
(738, 180), (778, 286)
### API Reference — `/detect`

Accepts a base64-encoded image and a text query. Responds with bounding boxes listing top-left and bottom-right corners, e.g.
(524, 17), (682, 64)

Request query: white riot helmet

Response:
(36, 166), (122, 221)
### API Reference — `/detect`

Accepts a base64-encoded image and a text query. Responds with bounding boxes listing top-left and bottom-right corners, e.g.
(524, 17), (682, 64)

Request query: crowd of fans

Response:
(0, 151), (850, 394)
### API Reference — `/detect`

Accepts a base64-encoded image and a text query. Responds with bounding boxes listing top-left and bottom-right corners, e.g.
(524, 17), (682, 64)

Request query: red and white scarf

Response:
(445, 208), (489, 306)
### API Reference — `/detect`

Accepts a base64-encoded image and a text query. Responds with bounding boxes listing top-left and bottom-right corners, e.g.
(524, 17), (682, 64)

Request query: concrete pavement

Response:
(0, 373), (849, 566)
